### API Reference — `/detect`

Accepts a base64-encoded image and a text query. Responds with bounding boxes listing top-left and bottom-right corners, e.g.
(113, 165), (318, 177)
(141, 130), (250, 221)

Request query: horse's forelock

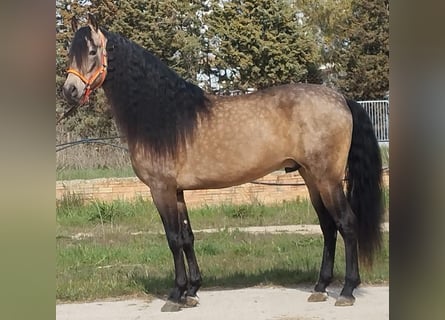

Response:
(68, 26), (93, 69)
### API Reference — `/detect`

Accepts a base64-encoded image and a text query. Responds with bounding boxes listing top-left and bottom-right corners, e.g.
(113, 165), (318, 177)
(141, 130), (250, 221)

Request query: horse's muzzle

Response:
(63, 83), (84, 106)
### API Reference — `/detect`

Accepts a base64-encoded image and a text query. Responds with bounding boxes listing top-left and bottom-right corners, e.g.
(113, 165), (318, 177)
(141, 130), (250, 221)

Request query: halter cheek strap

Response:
(66, 31), (108, 104)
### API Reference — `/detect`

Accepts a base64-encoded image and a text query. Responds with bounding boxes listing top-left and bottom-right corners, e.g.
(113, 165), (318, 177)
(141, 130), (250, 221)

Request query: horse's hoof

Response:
(335, 295), (355, 306)
(184, 295), (199, 307)
(307, 292), (328, 302)
(161, 300), (182, 312)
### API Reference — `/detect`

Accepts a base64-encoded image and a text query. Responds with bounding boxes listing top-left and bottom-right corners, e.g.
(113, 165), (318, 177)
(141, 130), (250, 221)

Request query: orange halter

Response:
(66, 31), (108, 104)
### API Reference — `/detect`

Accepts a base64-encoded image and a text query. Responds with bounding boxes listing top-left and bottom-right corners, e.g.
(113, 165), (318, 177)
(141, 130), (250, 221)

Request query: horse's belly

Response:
(176, 156), (291, 190)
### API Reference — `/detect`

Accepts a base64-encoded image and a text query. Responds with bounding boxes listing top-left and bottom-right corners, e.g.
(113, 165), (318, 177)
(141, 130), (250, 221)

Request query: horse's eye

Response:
(89, 50), (97, 56)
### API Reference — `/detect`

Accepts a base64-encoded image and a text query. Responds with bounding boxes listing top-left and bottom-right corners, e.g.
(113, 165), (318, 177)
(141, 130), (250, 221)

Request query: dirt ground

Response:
(56, 285), (389, 320)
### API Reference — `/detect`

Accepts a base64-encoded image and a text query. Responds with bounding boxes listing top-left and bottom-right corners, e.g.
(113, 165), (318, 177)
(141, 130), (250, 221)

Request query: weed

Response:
(57, 193), (84, 215)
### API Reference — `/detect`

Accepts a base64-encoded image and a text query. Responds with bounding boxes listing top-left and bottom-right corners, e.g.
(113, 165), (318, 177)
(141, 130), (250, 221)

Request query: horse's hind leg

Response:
(300, 169), (337, 302)
(177, 190), (202, 307)
(318, 181), (360, 306)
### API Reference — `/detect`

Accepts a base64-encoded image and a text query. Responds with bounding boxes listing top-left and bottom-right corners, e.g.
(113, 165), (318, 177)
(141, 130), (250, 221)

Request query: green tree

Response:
(89, 0), (205, 82)
(56, 0), (389, 140)
(206, 0), (321, 91)
(332, 0), (389, 99)
(294, 0), (352, 86)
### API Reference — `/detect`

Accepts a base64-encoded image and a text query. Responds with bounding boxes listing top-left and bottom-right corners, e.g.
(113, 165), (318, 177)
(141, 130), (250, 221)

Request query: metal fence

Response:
(358, 100), (389, 142)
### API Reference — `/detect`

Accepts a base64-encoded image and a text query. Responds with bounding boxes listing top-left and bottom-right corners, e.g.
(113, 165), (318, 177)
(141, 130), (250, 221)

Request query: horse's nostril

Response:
(63, 84), (77, 99)
(69, 85), (77, 95)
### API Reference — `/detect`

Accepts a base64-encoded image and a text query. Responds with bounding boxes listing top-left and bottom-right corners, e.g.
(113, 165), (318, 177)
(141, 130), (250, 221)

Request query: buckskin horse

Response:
(62, 14), (383, 312)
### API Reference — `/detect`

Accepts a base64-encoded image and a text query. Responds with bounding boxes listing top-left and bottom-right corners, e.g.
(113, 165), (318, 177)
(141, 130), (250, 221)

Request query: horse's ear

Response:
(71, 16), (79, 32)
(87, 13), (99, 32)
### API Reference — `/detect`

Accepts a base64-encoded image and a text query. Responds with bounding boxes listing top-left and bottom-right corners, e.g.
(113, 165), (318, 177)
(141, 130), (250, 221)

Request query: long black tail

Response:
(345, 99), (384, 266)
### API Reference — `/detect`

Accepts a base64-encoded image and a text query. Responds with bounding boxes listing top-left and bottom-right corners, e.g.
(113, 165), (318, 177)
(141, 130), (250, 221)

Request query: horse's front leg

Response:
(150, 182), (187, 312)
(177, 190), (201, 307)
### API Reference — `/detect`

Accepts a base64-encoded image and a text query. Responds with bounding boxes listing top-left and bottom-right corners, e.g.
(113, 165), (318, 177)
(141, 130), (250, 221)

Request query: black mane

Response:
(84, 28), (212, 157)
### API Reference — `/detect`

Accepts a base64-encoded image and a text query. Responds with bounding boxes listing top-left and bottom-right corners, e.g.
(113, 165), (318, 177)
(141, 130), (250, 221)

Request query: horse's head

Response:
(62, 14), (108, 106)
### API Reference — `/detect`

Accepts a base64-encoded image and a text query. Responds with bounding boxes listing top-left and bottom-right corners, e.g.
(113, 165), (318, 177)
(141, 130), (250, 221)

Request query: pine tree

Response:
(206, 0), (321, 91)
(56, 0), (388, 138)
(294, 0), (352, 86)
(333, 0), (389, 99)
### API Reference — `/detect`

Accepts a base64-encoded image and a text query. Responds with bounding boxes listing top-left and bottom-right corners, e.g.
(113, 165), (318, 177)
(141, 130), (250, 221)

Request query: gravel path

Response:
(195, 222), (389, 235)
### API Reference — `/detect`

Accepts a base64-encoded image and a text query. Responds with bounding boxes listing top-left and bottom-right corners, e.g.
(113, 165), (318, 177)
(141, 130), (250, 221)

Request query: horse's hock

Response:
(56, 171), (389, 207)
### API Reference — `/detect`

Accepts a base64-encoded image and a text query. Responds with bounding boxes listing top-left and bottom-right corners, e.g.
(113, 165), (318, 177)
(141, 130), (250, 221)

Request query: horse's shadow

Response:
(128, 267), (348, 300)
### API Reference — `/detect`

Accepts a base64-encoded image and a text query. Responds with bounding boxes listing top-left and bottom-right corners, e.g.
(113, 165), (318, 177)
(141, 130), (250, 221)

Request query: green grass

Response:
(56, 198), (389, 302)
(56, 196), (319, 233)
(56, 166), (136, 180)
(57, 229), (389, 301)
(56, 187), (388, 232)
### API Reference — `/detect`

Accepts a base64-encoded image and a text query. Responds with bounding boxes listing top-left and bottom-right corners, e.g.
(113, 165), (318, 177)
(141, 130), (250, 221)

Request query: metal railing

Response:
(358, 100), (389, 142)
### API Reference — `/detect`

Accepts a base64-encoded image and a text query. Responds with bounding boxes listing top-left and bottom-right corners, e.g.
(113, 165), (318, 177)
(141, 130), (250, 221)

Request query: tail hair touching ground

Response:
(345, 99), (384, 267)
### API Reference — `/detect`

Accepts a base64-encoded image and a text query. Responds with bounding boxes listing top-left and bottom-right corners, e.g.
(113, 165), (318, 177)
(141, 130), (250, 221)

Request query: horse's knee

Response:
(166, 232), (184, 251)
(183, 230), (194, 247)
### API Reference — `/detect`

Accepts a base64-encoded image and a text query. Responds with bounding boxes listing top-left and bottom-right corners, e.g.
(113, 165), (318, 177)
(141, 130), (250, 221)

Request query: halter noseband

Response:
(66, 31), (108, 104)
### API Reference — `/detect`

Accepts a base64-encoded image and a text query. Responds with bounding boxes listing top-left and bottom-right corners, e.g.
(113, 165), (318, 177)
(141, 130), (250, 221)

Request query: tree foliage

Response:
(56, 0), (389, 140)
(205, 0), (322, 90)
(331, 0), (389, 99)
